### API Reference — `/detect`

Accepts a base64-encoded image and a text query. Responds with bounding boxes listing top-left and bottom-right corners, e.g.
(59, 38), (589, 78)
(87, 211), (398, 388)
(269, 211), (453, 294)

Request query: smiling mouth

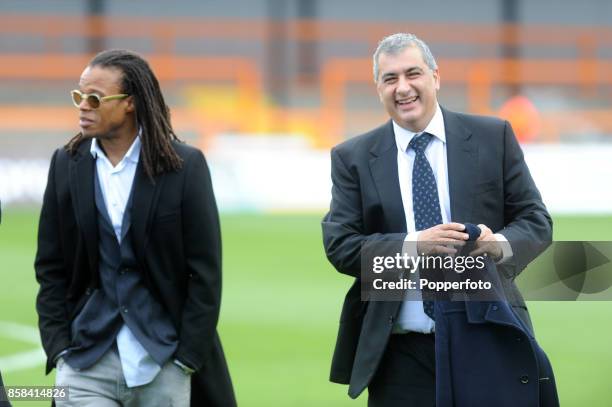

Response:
(396, 96), (418, 106)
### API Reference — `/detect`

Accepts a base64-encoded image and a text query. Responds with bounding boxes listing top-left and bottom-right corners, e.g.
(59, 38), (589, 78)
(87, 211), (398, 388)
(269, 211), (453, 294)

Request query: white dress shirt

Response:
(392, 104), (511, 333)
(91, 135), (162, 387)
(393, 104), (448, 333)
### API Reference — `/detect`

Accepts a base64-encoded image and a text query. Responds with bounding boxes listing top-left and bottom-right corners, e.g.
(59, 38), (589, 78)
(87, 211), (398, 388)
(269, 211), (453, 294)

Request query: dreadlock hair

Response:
(66, 49), (183, 178)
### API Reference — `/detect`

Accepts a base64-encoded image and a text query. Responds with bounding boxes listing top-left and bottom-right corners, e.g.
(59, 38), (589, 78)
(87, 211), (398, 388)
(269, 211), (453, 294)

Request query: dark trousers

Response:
(368, 333), (435, 407)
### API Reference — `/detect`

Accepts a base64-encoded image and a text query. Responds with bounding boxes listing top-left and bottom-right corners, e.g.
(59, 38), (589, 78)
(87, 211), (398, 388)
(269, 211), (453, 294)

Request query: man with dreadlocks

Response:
(35, 49), (235, 406)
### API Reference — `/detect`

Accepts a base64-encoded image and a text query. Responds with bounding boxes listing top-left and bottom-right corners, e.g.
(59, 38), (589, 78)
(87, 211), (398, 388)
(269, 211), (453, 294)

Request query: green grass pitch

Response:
(0, 209), (610, 406)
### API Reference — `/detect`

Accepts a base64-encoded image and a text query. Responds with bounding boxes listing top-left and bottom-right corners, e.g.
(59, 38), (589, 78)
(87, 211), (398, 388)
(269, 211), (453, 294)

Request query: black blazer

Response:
(322, 108), (552, 398)
(35, 139), (236, 406)
(0, 371), (10, 407)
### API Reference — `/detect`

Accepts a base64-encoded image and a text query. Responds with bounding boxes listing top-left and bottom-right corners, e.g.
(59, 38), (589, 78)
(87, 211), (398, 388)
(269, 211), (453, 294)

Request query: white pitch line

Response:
(0, 349), (46, 372)
(0, 321), (41, 345)
(0, 320), (45, 372)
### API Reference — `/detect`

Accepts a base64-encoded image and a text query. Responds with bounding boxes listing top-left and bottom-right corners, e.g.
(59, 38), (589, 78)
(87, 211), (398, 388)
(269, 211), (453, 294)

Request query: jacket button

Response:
(491, 305), (498, 311)
(520, 375), (529, 384)
(85, 288), (92, 295)
(516, 337), (523, 342)
(388, 316), (395, 325)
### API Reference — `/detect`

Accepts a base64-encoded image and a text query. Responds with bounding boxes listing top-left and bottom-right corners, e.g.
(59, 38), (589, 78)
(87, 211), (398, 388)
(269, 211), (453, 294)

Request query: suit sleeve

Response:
(175, 149), (222, 371)
(498, 121), (553, 276)
(322, 147), (406, 278)
(34, 149), (71, 367)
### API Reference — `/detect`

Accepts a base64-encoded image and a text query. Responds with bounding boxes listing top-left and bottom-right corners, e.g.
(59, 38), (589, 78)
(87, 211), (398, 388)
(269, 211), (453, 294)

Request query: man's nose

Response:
(79, 99), (92, 111)
(396, 76), (411, 94)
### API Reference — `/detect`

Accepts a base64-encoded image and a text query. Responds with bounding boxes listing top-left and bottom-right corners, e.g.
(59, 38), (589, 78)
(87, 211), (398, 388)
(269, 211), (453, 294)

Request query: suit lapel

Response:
(443, 108), (477, 223)
(369, 121), (407, 234)
(367, 122), (408, 322)
(69, 139), (98, 272)
(130, 161), (164, 263)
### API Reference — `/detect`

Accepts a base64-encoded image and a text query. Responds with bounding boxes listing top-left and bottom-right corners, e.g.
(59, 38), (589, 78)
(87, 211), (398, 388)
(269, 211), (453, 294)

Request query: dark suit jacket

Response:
(322, 108), (553, 399)
(35, 139), (236, 406)
(0, 371), (11, 407)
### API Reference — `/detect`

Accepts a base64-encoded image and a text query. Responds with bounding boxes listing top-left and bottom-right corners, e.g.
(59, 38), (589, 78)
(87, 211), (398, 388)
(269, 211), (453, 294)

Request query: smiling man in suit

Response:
(35, 49), (235, 406)
(322, 33), (553, 406)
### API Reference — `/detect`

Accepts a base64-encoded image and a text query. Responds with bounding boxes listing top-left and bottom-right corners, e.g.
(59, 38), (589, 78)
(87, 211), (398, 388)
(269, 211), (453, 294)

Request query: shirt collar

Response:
(393, 103), (446, 153)
(90, 130), (141, 164)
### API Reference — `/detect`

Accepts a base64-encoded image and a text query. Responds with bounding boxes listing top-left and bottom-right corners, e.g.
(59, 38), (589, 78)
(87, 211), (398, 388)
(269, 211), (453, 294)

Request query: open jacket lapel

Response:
(369, 120), (407, 234)
(443, 108), (477, 223)
(367, 121), (406, 322)
(130, 160), (164, 265)
(69, 139), (98, 275)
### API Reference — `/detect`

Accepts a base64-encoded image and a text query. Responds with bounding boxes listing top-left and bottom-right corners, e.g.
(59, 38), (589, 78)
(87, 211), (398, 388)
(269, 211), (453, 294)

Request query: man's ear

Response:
(375, 81), (384, 104)
(125, 95), (135, 113)
(433, 68), (440, 91)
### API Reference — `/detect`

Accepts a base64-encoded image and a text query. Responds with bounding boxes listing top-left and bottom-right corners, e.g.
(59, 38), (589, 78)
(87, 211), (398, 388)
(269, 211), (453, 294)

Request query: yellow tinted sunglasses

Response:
(71, 89), (129, 109)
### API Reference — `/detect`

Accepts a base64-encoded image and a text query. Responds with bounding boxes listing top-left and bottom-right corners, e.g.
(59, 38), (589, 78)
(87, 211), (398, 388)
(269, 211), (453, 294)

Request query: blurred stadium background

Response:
(0, 0), (611, 406)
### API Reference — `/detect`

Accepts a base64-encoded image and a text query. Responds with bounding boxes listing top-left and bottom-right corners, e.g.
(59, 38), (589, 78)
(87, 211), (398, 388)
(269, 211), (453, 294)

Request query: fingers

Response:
(469, 241), (493, 257)
(469, 240), (502, 260)
(428, 223), (469, 240)
(431, 245), (458, 255)
(433, 238), (466, 245)
(419, 244), (458, 256)
(439, 222), (467, 231)
(476, 224), (492, 241)
(417, 223), (501, 258)
(445, 230), (469, 240)
(469, 245), (488, 257)
(417, 240), (465, 256)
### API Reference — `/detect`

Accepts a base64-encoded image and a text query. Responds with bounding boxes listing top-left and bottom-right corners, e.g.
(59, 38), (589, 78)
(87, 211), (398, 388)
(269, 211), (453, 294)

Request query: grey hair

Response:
(373, 33), (438, 82)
